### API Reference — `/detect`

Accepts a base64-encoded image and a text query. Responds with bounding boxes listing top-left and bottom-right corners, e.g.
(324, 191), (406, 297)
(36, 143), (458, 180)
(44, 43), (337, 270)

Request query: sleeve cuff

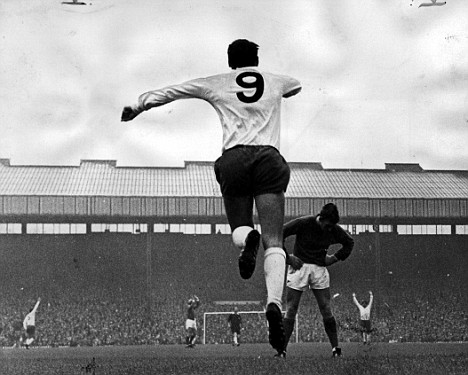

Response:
(131, 103), (143, 114)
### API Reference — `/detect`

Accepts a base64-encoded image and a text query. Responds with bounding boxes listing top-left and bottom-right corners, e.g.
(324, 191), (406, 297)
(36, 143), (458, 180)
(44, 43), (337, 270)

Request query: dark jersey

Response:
(228, 313), (242, 331)
(187, 300), (200, 320)
(283, 215), (354, 266)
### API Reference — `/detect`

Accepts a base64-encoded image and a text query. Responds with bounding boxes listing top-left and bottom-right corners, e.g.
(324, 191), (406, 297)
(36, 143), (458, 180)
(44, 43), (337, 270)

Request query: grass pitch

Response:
(1, 342), (467, 375)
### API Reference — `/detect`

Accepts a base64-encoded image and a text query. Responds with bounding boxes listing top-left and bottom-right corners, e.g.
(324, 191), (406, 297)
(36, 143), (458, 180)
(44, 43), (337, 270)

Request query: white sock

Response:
(263, 247), (286, 310)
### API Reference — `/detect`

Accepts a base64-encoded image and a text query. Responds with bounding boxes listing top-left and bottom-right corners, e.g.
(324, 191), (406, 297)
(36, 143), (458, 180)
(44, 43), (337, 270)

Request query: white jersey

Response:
(132, 67), (301, 152)
(353, 294), (373, 321)
(23, 299), (40, 328)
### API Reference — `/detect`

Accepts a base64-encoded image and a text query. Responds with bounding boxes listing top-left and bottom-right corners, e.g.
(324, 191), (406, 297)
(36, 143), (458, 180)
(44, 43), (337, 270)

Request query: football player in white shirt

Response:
(353, 291), (374, 344)
(22, 297), (41, 349)
(122, 39), (301, 355)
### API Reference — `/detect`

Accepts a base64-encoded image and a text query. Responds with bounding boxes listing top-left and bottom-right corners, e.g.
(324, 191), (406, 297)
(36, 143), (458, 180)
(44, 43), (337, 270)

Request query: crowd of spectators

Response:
(1, 280), (466, 348)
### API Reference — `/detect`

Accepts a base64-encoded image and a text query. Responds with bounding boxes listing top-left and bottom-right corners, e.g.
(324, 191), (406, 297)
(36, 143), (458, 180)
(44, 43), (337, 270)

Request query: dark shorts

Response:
(231, 327), (241, 334)
(360, 320), (372, 333)
(214, 145), (290, 197)
(26, 325), (36, 337)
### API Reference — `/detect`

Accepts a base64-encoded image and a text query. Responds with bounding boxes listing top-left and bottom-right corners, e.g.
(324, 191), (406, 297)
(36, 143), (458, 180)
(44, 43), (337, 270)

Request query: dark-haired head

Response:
(227, 39), (259, 69)
(319, 203), (340, 225)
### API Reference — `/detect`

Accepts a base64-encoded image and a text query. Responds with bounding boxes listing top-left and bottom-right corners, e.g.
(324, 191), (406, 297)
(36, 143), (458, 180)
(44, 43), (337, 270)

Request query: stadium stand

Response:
(0, 160), (466, 347)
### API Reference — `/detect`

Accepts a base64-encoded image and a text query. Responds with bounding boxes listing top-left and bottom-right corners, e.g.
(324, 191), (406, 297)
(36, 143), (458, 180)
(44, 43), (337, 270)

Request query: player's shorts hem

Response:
(254, 188), (287, 196)
(286, 285), (305, 292)
(221, 188), (287, 199)
(310, 285), (329, 290)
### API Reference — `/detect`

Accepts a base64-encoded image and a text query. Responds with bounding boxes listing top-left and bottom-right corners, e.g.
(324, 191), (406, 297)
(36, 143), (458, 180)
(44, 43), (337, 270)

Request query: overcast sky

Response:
(1, 0), (467, 170)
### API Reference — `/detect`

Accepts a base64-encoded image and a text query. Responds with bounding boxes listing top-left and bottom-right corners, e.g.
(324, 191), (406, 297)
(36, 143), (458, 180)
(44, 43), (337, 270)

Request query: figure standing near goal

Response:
(22, 297), (41, 349)
(185, 295), (200, 348)
(11, 319), (24, 348)
(227, 306), (242, 346)
(353, 291), (374, 344)
(121, 39), (302, 355)
(281, 203), (354, 358)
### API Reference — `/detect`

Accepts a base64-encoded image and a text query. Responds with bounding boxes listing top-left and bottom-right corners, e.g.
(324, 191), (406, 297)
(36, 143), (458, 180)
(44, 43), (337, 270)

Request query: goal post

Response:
(203, 310), (299, 345)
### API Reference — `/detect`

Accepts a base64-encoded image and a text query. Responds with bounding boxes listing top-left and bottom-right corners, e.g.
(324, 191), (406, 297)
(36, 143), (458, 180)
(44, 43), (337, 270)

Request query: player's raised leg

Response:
(223, 195), (261, 280)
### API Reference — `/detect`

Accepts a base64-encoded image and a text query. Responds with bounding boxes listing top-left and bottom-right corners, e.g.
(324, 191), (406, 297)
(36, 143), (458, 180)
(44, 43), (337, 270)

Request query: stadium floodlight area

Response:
(203, 310), (299, 345)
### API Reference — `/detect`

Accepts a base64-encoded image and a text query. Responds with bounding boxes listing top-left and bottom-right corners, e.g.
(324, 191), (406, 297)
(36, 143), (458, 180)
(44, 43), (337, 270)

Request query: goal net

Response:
(203, 310), (299, 345)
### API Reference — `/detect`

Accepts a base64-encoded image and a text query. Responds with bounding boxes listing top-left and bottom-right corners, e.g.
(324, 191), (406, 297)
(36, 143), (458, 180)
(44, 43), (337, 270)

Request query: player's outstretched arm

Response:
(32, 298), (41, 312)
(121, 106), (141, 122)
(122, 79), (208, 123)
